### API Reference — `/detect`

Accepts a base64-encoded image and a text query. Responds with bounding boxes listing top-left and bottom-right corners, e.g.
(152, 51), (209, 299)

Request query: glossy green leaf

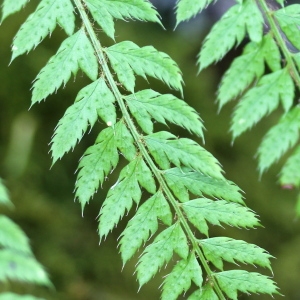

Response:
(105, 41), (183, 93)
(11, 0), (75, 60)
(51, 78), (116, 163)
(125, 90), (204, 138)
(32, 29), (98, 104)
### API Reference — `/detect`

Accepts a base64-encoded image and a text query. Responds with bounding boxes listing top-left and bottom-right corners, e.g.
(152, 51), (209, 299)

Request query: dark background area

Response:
(0, 1), (300, 299)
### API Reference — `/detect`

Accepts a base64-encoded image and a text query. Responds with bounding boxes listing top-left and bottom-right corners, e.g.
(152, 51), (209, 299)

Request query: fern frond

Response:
(1, 0), (29, 22)
(188, 284), (218, 300)
(217, 33), (281, 108)
(51, 77), (116, 163)
(32, 28), (98, 104)
(163, 167), (244, 204)
(215, 270), (280, 300)
(0, 294), (44, 300)
(136, 222), (189, 287)
(86, 0), (161, 40)
(257, 106), (300, 174)
(161, 253), (202, 300)
(11, 0), (75, 61)
(200, 237), (273, 271)
(231, 68), (294, 139)
(125, 90), (204, 138)
(144, 131), (223, 178)
(105, 41), (183, 93)
(198, 0), (263, 71)
(98, 156), (156, 240)
(175, 0), (216, 26)
(75, 120), (136, 210)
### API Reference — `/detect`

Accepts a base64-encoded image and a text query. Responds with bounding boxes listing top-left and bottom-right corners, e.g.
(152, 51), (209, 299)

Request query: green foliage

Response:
(0, 180), (50, 298)
(1, 0), (283, 299)
(175, 0), (300, 213)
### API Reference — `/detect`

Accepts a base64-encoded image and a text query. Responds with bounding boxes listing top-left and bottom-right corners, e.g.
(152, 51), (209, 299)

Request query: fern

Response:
(176, 0), (300, 213)
(1, 0), (280, 299)
(0, 179), (50, 299)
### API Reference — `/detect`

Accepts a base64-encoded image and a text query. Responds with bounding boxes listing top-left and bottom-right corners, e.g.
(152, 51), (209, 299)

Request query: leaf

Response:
(136, 223), (189, 287)
(75, 121), (136, 210)
(11, 0), (75, 60)
(0, 179), (11, 207)
(198, 0), (263, 70)
(201, 237), (273, 271)
(163, 167), (244, 204)
(125, 90), (204, 138)
(86, 0), (161, 40)
(119, 191), (172, 264)
(175, 0), (216, 26)
(105, 41), (183, 93)
(217, 34), (281, 108)
(182, 198), (259, 236)
(215, 270), (280, 300)
(1, 0), (29, 22)
(280, 145), (300, 187)
(161, 254), (202, 300)
(231, 68), (294, 139)
(274, 4), (300, 51)
(0, 216), (31, 254)
(144, 131), (223, 179)
(257, 106), (300, 174)
(189, 284), (218, 300)
(51, 78), (116, 163)
(98, 157), (156, 240)
(0, 249), (50, 286)
(0, 293), (44, 300)
(32, 29), (98, 104)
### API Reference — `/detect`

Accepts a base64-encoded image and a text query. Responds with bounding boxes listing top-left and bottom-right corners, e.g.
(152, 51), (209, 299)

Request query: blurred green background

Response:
(1, 1), (300, 299)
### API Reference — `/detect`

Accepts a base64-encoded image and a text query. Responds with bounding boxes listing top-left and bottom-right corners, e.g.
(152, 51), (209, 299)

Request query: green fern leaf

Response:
(136, 223), (189, 287)
(218, 34), (281, 108)
(0, 294), (44, 300)
(257, 106), (300, 174)
(32, 28), (98, 104)
(163, 167), (244, 204)
(231, 68), (294, 139)
(280, 145), (300, 187)
(144, 131), (223, 178)
(0, 179), (11, 207)
(215, 270), (279, 299)
(105, 41), (183, 93)
(0, 249), (50, 286)
(175, 0), (216, 26)
(11, 0), (75, 61)
(119, 191), (172, 264)
(51, 78), (116, 163)
(98, 157), (156, 240)
(86, 0), (161, 40)
(0, 216), (31, 254)
(182, 198), (259, 236)
(201, 237), (272, 271)
(161, 253), (202, 300)
(1, 0), (29, 22)
(198, 0), (263, 70)
(274, 4), (300, 51)
(75, 121), (136, 210)
(189, 284), (218, 300)
(125, 90), (204, 138)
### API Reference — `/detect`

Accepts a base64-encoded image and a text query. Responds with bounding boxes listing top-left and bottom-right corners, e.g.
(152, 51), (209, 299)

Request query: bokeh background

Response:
(1, 0), (300, 299)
